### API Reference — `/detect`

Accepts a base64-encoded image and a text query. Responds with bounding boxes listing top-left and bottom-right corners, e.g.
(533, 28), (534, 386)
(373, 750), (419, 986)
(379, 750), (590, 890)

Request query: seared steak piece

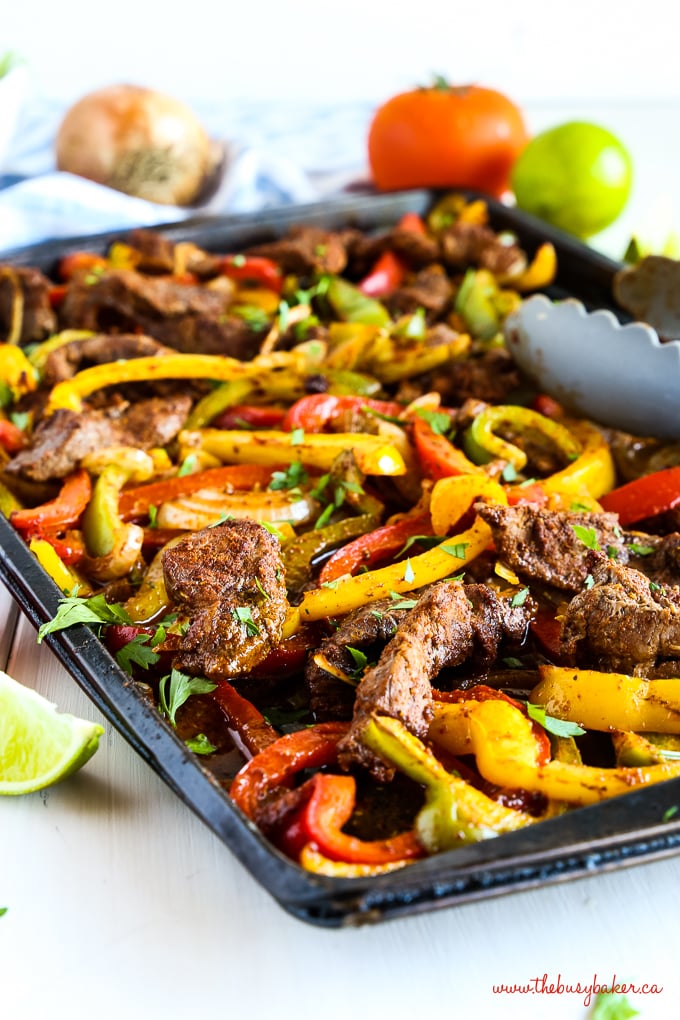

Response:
(6, 395), (191, 481)
(305, 598), (409, 722)
(337, 581), (535, 779)
(344, 226), (439, 276)
(387, 266), (454, 318)
(561, 556), (680, 674)
(477, 503), (627, 592)
(440, 221), (526, 278)
(432, 348), (522, 407)
(58, 269), (262, 359)
(0, 265), (57, 344)
(42, 333), (172, 385)
(247, 226), (348, 276)
(162, 520), (287, 678)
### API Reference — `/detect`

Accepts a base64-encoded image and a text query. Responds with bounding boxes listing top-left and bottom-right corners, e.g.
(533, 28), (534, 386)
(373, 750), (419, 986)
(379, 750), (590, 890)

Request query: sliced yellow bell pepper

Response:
(531, 665), (680, 734)
(507, 243), (558, 292)
(429, 697), (680, 806)
(29, 537), (93, 596)
(286, 475), (506, 629)
(463, 404), (582, 472)
(0, 343), (38, 397)
(27, 329), (96, 373)
(541, 420), (615, 500)
(298, 844), (414, 877)
(179, 428), (406, 477)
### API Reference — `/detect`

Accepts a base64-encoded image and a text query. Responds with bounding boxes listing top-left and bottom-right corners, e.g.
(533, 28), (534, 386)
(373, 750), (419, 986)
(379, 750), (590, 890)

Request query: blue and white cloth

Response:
(0, 95), (375, 253)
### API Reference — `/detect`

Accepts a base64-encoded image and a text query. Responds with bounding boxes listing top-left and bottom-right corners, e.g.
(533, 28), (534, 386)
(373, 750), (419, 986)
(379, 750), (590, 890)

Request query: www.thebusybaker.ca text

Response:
(492, 972), (663, 1007)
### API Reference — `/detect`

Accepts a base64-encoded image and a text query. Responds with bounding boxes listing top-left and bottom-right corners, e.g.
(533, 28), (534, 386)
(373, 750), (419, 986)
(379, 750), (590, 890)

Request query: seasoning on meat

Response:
(560, 556), (680, 675)
(161, 519), (288, 678)
(476, 503), (627, 592)
(0, 265), (57, 344)
(6, 395), (191, 481)
(338, 580), (536, 779)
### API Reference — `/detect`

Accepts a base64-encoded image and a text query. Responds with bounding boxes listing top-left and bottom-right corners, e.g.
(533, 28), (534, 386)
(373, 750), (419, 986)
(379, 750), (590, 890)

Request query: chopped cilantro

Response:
(403, 558), (415, 583)
(231, 304), (271, 330)
(663, 805), (679, 822)
(650, 581), (662, 592)
(37, 593), (132, 642)
(269, 460), (309, 491)
(254, 577), (270, 600)
(502, 657), (524, 669)
(441, 542), (470, 560)
(290, 427), (305, 445)
(0, 907), (7, 917)
(10, 411), (30, 431)
(114, 634), (160, 675)
(414, 406), (454, 437)
(628, 542), (656, 556)
(147, 504), (158, 528)
(571, 524), (600, 550)
(501, 463), (518, 483)
(158, 669), (217, 727)
(178, 453), (199, 477)
(584, 574), (595, 589)
(345, 646), (370, 673)
(526, 702), (586, 737)
(232, 606), (260, 636)
(185, 733), (217, 755)
(510, 587), (529, 607)
(321, 579), (341, 590)
(397, 534), (444, 557)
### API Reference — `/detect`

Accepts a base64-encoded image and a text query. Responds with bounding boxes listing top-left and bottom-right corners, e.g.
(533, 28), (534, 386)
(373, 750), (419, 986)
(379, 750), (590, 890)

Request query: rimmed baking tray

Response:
(3, 188), (680, 928)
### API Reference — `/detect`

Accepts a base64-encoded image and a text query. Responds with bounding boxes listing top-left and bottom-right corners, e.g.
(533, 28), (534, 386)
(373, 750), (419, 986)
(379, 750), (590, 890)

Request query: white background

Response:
(3, 0), (679, 107)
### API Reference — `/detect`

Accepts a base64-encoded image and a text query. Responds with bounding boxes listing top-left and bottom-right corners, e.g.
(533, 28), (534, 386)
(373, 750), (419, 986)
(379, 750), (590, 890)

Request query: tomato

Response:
(367, 79), (529, 198)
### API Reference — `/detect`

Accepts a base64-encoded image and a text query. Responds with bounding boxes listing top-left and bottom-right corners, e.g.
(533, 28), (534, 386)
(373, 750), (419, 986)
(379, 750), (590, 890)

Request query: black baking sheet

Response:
(3, 187), (680, 928)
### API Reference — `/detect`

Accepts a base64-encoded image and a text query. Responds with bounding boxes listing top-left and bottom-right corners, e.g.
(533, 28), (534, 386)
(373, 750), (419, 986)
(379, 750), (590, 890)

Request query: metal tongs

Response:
(504, 256), (680, 440)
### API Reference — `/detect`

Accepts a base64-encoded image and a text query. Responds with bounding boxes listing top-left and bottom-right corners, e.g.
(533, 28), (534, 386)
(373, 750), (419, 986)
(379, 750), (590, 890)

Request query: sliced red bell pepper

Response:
(118, 463), (275, 521)
(295, 772), (424, 864)
(358, 250), (407, 298)
(219, 255), (283, 294)
(10, 468), (92, 534)
(396, 211), (428, 235)
(599, 466), (680, 526)
(529, 607), (566, 663)
(48, 284), (68, 309)
(412, 416), (483, 480)
(504, 481), (549, 507)
(57, 252), (109, 280)
(211, 680), (280, 757)
(281, 393), (404, 433)
(318, 509), (433, 584)
(229, 721), (349, 819)
(248, 628), (316, 678)
(211, 404), (288, 430)
(531, 393), (565, 419)
(0, 418), (27, 453)
(30, 527), (86, 565)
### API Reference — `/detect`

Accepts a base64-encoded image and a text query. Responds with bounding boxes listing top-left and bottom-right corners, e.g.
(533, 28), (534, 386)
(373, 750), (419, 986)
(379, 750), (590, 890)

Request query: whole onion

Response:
(55, 84), (222, 206)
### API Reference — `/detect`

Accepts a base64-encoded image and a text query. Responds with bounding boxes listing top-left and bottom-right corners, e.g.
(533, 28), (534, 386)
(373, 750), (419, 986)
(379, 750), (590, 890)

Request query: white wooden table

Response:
(4, 101), (680, 1019)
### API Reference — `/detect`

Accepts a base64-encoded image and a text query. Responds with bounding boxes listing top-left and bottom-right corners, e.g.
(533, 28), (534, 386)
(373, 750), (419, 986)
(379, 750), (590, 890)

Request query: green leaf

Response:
(268, 460), (309, 491)
(114, 634), (160, 675)
(231, 304), (271, 330)
(501, 463), (518, 483)
(397, 534), (445, 557)
(403, 557), (415, 583)
(590, 991), (639, 1019)
(147, 504), (158, 528)
(0, 907), (7, 917)
(178, 453), (199, 477)
(185, 733), (217, 755)
(526, 702), (586, 737)
(510, 587), (529, 607)
(37, 594), (132, 643)
(662, 805), (679, 822)
(571, 524), (600, 550)
(628, 542), (655, 556)
(158, 669), (217, 727)
(441, 542), (469, 560)
(389, 591), (418, 610)
(345, 646), (369, 671)
(290, 427), (305, 446)
(414, 407), (454, 437)
(232, 606), (260, 637)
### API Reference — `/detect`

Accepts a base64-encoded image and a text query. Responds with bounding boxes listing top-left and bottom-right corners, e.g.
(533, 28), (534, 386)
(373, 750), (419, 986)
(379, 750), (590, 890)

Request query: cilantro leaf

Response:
(526, 702), (586, 737)
(590, 991), (639, 1019)
(268, 460), (309, 491)
(403, 558), (415, 583)
(414, 407), (454, 437)
(232, 606), (260, 636)
(0, 907), (7, 917)
(38, 594), (132, 643)
(185, 733), (218, 755)
(441, 542), (470, 560)
(510, 587), (529, 607)
(571, 524), (600, 550)
(290, 427), (305, 445)
(158, 669), (217, 727)
(114, 634), (160, 675)
(663, 805), (679, 822)
(628, 542), (655, 556)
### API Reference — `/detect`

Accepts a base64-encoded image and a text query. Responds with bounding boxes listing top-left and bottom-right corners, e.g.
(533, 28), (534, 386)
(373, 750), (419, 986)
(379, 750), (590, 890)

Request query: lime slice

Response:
(0, 671), (104, 795)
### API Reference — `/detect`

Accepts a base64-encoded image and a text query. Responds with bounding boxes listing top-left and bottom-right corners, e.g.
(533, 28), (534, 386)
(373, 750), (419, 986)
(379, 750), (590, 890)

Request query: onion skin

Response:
(55, 84), (219, 206)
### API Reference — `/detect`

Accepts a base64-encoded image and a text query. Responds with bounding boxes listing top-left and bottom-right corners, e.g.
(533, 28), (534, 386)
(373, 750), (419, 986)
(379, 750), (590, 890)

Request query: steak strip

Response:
(337, 580), (535, 779)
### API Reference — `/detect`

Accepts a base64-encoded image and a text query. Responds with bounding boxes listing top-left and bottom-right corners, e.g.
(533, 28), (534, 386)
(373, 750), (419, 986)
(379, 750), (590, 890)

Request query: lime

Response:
(0, 670), (103, 795)
(511, 121), (633, 239)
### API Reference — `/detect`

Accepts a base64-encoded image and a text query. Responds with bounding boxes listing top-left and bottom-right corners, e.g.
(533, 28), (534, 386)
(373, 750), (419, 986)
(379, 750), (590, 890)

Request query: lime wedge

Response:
(0, 670), (104, 795)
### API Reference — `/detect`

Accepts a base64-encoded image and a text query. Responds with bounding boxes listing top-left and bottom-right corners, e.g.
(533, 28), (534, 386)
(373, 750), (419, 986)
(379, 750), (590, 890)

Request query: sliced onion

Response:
(55, 84), (222, 206)
(155, 488), (318, 531)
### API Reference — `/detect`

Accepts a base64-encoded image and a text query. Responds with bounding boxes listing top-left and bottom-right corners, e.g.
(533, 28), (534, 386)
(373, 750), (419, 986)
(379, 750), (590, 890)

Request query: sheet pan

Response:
(3, 188), (680, 928)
